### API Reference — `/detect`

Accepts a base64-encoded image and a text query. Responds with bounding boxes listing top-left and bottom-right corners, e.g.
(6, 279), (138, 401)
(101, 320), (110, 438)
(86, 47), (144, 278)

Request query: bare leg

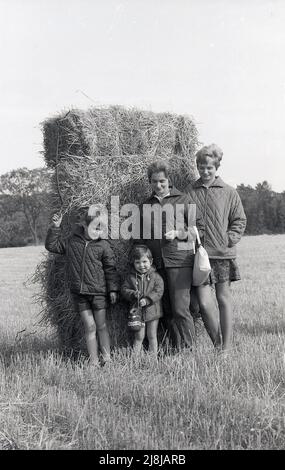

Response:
(196, 285), (221, 347)
(93, 309), (111, 362)
(215, 282), (232, 351)
(133, 325), (145, 354)
(146, 320), (159, 355)
(80, 309), (99, 364)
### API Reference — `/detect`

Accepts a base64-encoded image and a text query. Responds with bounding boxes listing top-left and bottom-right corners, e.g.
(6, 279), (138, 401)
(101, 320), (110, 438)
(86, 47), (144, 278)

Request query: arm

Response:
(166, 196), (203, 243)
(101, 242), (120, 293)
(165, 194), (200, 241)
(45, 226), (66, 254)
(227, 191), (247, 246)
(121, 277), (139, 303)
(145, 273), (164, 304)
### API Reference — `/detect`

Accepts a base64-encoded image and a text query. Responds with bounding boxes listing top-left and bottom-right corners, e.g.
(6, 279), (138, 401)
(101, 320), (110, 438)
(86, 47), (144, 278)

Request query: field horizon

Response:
(0, 235), (284, 450)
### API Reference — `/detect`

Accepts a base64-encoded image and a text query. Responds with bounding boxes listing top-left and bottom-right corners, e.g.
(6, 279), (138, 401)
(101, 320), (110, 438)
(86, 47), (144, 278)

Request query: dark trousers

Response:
(158, 266), (195, 349)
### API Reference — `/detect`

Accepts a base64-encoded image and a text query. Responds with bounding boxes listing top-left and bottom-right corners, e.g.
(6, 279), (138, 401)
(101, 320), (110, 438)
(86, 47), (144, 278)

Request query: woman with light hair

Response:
(186, 144), (247, 352)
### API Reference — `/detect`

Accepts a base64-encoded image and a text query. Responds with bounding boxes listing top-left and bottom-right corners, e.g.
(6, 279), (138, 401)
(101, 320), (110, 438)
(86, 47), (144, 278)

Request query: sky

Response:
(0, 0), (285, 191)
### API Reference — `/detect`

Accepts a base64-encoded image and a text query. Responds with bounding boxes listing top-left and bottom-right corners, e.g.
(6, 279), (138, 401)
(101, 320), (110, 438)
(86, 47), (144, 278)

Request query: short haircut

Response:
(147, 160), (170, 182)
(130, 245), (153, 263)
(196, 144), (223, 169)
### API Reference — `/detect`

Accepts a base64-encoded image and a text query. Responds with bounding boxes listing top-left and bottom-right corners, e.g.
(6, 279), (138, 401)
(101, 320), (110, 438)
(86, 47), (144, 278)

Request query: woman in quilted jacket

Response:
(121, 245), (164, 357)
(45, 205), (120, 366)
(187, 144), (247, 352)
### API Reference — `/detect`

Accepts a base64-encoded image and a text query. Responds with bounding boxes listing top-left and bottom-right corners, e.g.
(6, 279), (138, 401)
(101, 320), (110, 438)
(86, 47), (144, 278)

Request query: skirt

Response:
(206, 259), (241, 285)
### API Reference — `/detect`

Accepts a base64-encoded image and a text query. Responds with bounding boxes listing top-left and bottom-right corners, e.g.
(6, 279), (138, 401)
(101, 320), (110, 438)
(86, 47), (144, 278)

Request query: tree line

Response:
(0, 168), (51, 247)
(237, 181), (285, 235)
(0, 168), (284, 248)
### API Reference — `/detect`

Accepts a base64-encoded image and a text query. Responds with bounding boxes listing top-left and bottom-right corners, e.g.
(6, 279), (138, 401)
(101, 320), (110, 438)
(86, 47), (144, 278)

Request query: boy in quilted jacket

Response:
(186, 144), (246, 352)
(121, 245), (164, 356)
(45, 205), (120, 365)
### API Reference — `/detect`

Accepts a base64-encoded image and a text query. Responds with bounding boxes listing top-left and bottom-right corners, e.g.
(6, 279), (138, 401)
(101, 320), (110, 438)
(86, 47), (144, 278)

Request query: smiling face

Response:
(134, 255), (152, 274)
(197, 157), (217, 186)
(150, 171), (170, 197)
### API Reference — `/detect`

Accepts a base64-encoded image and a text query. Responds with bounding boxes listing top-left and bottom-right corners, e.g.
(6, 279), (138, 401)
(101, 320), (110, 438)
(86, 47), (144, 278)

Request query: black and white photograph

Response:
(0, 0), (284, 453)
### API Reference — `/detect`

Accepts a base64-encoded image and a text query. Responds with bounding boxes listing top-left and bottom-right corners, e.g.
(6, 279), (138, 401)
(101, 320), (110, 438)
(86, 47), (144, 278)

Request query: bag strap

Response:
(193, 226), (201, 247)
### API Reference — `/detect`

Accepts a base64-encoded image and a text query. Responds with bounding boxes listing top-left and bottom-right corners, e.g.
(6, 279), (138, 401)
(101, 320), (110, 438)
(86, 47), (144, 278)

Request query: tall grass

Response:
(0, 237), (284, 450)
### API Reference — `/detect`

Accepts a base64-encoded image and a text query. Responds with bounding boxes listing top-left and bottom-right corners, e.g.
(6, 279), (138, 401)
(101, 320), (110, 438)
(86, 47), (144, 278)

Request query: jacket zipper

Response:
(80, 240), (89, 293)
(141, 274), (144, 297)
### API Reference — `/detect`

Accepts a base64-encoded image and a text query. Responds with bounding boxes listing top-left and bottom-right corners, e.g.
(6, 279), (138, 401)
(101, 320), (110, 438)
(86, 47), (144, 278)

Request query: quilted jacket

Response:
(135, 187), (200, 269)
(186, 176), (246, 259)
(45, 224), (120, 295)
(121, 266), (164, 322)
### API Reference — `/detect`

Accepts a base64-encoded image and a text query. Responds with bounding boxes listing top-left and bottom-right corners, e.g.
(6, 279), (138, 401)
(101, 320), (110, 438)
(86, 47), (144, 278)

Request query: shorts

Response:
(205, 259), (241, 285)
(72, 293), (107, 312)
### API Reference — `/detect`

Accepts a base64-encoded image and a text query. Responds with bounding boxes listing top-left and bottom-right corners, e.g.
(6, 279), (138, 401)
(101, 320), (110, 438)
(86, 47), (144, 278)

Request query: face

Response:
(197, 157), (217, 184)
(87, 217), (103, 240)
(134, 255), (152, 274)
(150, 171), (170, 197)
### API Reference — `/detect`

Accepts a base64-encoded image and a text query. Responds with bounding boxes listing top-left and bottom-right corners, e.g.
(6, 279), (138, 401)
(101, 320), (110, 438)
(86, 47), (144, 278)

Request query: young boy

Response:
(45, 205), (120, 365)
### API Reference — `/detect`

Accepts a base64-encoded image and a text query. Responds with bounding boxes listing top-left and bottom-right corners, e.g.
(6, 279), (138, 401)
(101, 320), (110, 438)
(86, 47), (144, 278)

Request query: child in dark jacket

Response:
(121, 245), (164, 356)
(45, 205), (120, 365)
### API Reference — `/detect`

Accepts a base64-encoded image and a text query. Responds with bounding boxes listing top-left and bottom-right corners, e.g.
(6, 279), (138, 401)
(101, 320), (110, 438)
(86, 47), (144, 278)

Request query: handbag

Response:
(192, 226), (211, 286)
(127, 290), (145, 332)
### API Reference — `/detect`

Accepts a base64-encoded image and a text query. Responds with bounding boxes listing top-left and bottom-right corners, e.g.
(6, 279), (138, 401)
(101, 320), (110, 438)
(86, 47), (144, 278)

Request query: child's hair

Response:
(196, 143), (223, 169)
(130, 245), (153, 264)
(147, 160), (171, 182)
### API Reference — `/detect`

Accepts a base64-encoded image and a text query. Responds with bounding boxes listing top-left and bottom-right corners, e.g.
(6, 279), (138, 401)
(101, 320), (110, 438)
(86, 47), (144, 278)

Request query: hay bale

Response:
(37, 105), (199, 352)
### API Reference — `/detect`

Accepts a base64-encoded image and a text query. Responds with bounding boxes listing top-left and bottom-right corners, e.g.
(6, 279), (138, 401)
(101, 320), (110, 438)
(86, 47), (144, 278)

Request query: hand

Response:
(52, 213), (62, 228)
(165, 230), (178, 240)
(139, 298), (148, 307)
(109, 292), (118, 304)
(176, 228), (188, 240)
(187, 226), (197, 242)
(134, 289), (141, 299)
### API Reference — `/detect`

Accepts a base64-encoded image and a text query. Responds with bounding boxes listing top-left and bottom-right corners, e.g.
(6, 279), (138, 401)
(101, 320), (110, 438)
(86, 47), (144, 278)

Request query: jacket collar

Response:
(148, 186), (182, 201)
(193, 176), (226, 189)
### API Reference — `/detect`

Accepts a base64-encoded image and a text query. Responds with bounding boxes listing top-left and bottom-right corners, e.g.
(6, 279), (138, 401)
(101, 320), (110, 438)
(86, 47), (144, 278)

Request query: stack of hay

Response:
(36, 105), (199, 352)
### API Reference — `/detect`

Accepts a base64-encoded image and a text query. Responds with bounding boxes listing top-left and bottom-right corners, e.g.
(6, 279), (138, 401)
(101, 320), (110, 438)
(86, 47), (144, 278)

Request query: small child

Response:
(121, 245), (164, 356)
(45, 205), (120, 365)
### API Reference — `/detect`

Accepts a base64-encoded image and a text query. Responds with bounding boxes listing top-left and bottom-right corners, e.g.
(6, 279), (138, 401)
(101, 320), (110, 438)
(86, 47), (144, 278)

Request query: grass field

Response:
(0, 236), (284, 450)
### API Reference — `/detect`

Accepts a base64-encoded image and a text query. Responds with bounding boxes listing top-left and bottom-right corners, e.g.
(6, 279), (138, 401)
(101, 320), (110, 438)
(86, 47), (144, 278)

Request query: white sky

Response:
(0, 0), (285, 191)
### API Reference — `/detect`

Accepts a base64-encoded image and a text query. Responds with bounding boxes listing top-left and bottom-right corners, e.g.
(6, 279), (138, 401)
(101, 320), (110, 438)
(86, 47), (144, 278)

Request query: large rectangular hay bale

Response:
(37, 105), (199, 352)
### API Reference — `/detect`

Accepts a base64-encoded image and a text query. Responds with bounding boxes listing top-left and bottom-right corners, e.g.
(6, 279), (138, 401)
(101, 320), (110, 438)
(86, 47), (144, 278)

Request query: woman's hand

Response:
(165, 230), (178, 240)
(52, 213), (63, 228)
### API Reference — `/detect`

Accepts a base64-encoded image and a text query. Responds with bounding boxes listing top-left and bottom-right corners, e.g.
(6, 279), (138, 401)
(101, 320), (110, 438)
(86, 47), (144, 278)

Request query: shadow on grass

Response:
(0, 333), (89, 368)
(236, 321), (285, 336)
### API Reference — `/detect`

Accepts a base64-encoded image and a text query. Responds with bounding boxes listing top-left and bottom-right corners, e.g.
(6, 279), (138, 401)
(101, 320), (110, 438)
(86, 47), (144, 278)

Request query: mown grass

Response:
(0, 237), (284, 450)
